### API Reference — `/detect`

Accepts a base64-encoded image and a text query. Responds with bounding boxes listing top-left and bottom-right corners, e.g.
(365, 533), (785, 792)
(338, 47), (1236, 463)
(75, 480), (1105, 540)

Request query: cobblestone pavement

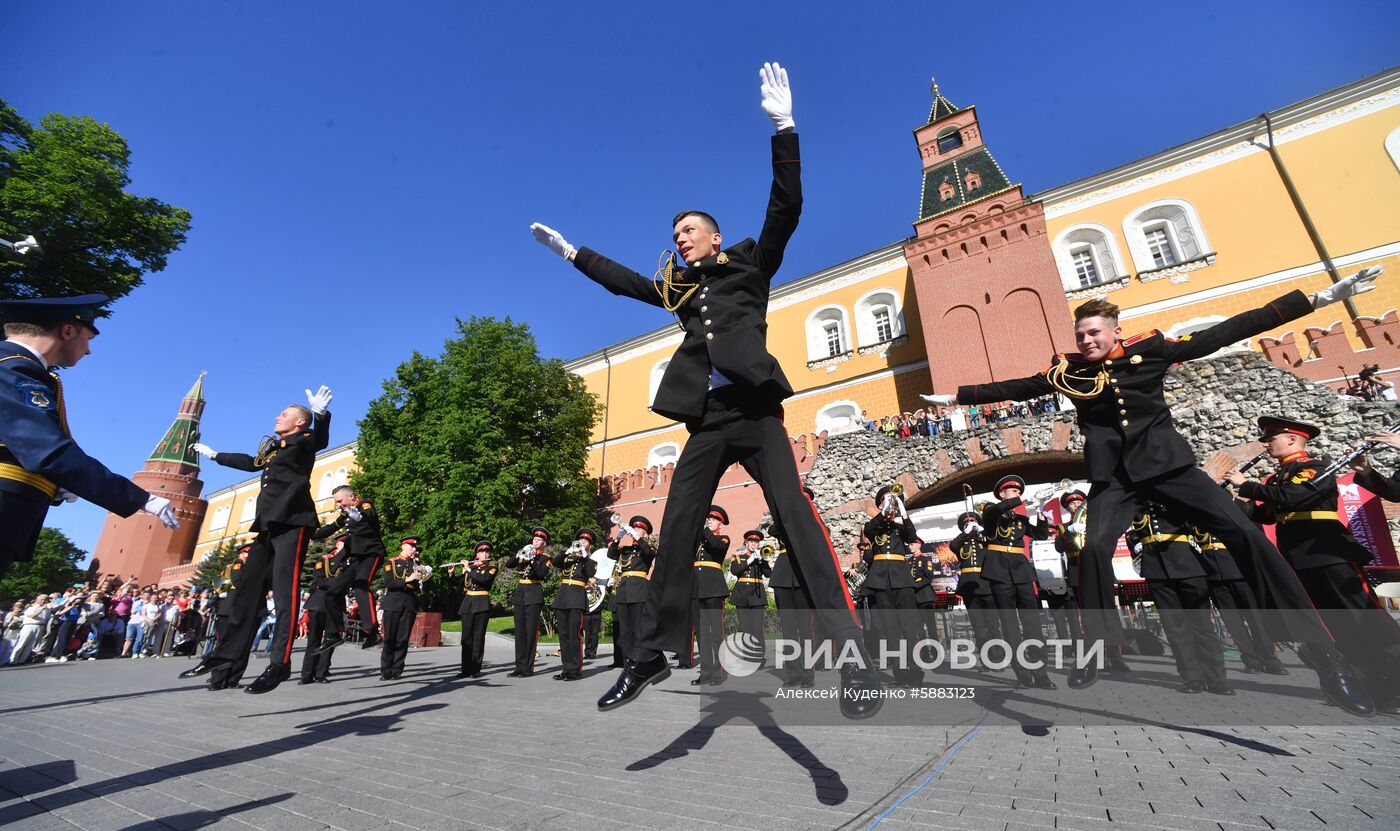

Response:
(2, 635), (1397, 830)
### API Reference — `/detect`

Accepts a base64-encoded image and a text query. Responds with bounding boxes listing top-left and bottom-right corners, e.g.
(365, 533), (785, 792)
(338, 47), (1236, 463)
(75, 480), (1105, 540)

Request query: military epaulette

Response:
(1290, 466), (1318, 485)
(1122, 329), (1159, 347)
(360, 501), (372, 510)
(720, 535), (730, 546)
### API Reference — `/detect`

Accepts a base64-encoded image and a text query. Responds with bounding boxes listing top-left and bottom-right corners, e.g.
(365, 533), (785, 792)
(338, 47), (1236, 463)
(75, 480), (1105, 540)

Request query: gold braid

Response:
(653, 250), (700, 315)
(1044, 359), (1108, 400)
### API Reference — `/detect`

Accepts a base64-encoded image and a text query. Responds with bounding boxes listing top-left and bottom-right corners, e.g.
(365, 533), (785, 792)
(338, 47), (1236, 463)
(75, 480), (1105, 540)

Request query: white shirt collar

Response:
(9, 340), (49, 370)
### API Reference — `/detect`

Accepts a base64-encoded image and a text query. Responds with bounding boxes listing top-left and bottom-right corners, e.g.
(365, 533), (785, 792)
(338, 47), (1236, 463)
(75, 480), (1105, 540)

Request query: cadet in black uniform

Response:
(769, 487), (818, 687)
(729, 530), (772, 661)
(0, 295), (179, 579)
(1046, 489), (1086, 643)
(552, 529), (598, 681)
(926, 270), (1380, 711)
(908, 543), (941, 664)
(862, 486), (924, 686)
(606, 516), (655, 671)
(950, 510), (1001, 669)
(508, 527), (551, 677)
(981, 475), (1056, 689)
(1227, 416), (1400, 715)
(380, 536), (422, 680)
(209, 545), (251, 684)
(532, 63), (879, 718)
(1351, 431), (1400, 500)
(299, 536), (348, 685)
(1189, 524), (1287, 675)
(182, 385), (333, 694)
(455, 541), (499, 679)
(1125, 501), (1229, 694)
(692, 506), (732, 686)
(313, 486), (386, 649)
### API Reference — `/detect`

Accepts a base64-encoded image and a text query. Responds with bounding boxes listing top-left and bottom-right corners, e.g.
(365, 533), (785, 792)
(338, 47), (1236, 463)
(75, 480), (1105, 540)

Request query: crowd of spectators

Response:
(861, 395), (1064, 439)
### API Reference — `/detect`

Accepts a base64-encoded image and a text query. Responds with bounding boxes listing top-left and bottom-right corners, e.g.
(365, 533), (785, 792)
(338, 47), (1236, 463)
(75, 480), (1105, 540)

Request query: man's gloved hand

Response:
(530, 223), (576, 260)
(920, 393), (957, 407)
(347, 506), (363, 522)
(306, 385), (333, 415)
(144, 496), (179, 529)
(964, 521), (983, 535)
(1068, 522), (1087, 536)
(54, 489), (79, 504)
(191, 443), (216, 459)
(1313, 265), (1382, 309)
(759, 61), (794, 132)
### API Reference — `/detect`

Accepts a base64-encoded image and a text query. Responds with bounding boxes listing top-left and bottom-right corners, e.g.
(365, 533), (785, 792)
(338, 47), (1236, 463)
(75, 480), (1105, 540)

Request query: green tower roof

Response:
(917, 146), (1015, 222)
(148, 371), (206, 467)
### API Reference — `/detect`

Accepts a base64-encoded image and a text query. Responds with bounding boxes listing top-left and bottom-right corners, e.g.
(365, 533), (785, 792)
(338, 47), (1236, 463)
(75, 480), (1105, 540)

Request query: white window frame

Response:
(1386, 125), (1400, 175)
(239, 497), (257, 524)
(208, 504), (230, 532)
(815, 400), (864, 436)
(805, 305), (851, 362)
(648, 358), (670, 411)
(646, 442), (680, 469)
(854, 288), (905, 347)
(1123, 199), (1211, 273)
(1051, 223), (1126, 290)
(316, 472), (336, 501)
(1142, 222), (1179, 268)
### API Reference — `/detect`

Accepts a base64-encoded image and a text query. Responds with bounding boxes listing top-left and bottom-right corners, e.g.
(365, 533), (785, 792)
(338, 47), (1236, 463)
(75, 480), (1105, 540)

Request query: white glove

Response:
(530, 223), (576, 260)
(759, 61), (794, 132)
(144, 496), (180, 529)
(920, 393), (957, 407)
(1313, 265), (1381, 309)
(1132, 542), (1143, 555)
(1068, 522), (1087, 536)
(191, 443), (216, 459)
(749, 552), (761, 564)
(347, 506), (362, 522)
(306, 385), (333, 415)
(54, 489), (79, 504)
(964, 521), (983, 535)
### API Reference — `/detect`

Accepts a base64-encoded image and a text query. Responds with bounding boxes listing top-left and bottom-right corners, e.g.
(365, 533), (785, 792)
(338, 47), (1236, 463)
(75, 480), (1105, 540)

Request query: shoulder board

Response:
(720, 536), (730, 546)
(1122, 329), (1159, 347)
(360, 501), (372, 510)
(313, 561), (323, 570)
(384, 564), (392, 572)
(1290, 467), (1318, 484)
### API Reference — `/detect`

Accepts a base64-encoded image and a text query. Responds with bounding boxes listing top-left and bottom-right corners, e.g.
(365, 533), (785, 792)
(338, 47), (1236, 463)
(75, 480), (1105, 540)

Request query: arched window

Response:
(648, 358), (670, 410)
(208, 504), (230, 532)
(806, 306), (851, 362)
(647, 442), (680, 469)
(1123, 199), (1211, 273)
(239, 497), (257, 524)
(936, 127), (963, 154)
(316, 472), (336, 500)
(854, 289), (905, 346)
(1052, 224), (1125, 290)
(815, 400), (863, 435)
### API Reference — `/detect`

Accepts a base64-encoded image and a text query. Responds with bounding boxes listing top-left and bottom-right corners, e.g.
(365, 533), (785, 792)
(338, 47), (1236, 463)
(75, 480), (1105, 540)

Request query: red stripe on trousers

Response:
(282, 528), (307, 665)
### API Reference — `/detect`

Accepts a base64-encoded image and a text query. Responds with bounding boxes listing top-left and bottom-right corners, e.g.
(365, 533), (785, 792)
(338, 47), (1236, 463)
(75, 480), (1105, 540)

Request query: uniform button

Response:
(701, 305), (708, 312)
(706, 333), (713, 340)
(1121, 419), (1129, 426)
(1119, 409), (1127, 415)
(1105, 359), (1114, 366)
(1117, 398), (1125, 404)
(705, 319), (712, 325)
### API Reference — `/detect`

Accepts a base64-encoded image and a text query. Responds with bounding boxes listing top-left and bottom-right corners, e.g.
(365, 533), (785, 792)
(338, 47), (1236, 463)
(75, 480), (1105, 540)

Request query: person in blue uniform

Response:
(179, 385), (333, 694)
(455, 541), (499, 679)
(531, 63), (879, 719)
(0, 294), (179, 578)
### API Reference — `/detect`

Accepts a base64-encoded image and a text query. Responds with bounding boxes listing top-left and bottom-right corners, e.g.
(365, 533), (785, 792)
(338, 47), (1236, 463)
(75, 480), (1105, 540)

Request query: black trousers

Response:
(961, 592), (1002, 656)
(1080, 466), (1330, 646)
(554, 608), (584, 676)
(461, 610), (490, 675)
(869, 587), (922, 680)
(300, 606), (343, 682)
(613, 602), (643, 669)
(988, 578), (1049, 680)
(774, 586), (815, 680)
(381, 607), (415, 678)
(1297, 563), (1400, 700)
(345, 556), (382, 636)
(1148, 577), (1225, 686)
(211, 524), (311, 683)
(735, 605), (766, 663)
(1207, 579), (1275, 669)
(634, 388), (861, 661)
(584, 610), (602, 658)
(513, 602), (541, 674)
(693, 597), (726, 680)
(1044, 590), (1082, 642)
(0, 489), (46, 580)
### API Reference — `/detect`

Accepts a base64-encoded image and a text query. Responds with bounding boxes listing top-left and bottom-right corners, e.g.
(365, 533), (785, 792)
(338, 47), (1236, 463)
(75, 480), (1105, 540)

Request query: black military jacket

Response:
(1188, 525), (1245, 582)
(216, 560), (245, 618)
(458, 560), (499, 615)
(381, 557), (420, 613)
(606, 538), (655, 605)
(694, 529), (731, 599)
(768, 544), (800, 590)
(0, 342), (148, 536)
(860, 516), (918, 591)
(1126, 502), (1204, 581)
(980, 498), (1048, 585)
(1355, 466), (1400, 502)
(572, 132), (801, 423)
(213, 412), (331, 531)
(1238, 452), (1374, 570)
(306, 554), (347, 614)
(957, 291), (1314, 484)
(551, 550), (596, 611)
(512, 552), (551, 606)
(909, 554), (937, 605)
(1052, 525), (1082, 590)
(728, 553), (772, 608)
(949, 531), (991, 597)
(313, 500), (386, 559)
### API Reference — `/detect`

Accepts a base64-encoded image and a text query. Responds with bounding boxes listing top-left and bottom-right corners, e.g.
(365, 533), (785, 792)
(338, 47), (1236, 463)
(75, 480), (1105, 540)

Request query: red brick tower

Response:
(91, 373), (209, 585)
(903, 80), (1076, 391)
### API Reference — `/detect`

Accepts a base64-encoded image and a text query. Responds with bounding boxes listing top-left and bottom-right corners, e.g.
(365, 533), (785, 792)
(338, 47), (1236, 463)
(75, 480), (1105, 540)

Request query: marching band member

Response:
(508, 527), (551, 677)
(949, 510), (1001, 670)
(209, 545), (252, 684)
(551, 529), (597, 681)
(692, 506), (732, 686)
(606, 516), (655, 671)
(1226, 415), (1400, 715)
(1350, 430), (1400, 501)
(861, 486), (924, 687)
(313, 486), (386, 649)
(299, 535), (348, 685)
(380, 536), (423, 681)
(728, 530), (772, 665)
(768, 487), (819, 687)
(1189, 524), (1287, 675)
(456, 541), (498, 679)
(1047, 489), (1086, 643)
(980, 475), (1055, 689)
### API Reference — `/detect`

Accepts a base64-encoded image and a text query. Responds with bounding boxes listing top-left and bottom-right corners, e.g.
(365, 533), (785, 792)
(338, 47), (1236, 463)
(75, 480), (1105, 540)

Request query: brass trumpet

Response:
(880, 483), (908, 520)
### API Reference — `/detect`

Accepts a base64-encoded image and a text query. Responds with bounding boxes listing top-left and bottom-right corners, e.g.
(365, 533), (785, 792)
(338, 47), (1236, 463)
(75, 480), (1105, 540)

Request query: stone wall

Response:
(804, 350), (1399, 564)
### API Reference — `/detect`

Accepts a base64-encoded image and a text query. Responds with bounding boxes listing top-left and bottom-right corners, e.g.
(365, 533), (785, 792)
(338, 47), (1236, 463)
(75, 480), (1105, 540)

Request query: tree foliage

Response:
(352, 317), (601, 610)
(190, 539), (243, 591)
(0, 528), (86, 606)
(0, 98), (192, 301)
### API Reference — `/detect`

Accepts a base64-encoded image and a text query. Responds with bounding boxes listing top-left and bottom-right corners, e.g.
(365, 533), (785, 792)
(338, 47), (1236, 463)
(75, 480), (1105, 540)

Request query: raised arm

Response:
(529, 222), (667, 309)
(752, 62), (801, 277)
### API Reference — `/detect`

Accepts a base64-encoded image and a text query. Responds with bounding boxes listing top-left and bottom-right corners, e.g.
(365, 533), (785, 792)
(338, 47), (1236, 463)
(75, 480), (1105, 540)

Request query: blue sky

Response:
(6, 1), (1398, 558)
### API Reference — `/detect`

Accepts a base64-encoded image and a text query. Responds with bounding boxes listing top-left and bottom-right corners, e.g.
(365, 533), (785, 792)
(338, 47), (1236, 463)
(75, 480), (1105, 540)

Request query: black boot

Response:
(597, 655), (671, 711)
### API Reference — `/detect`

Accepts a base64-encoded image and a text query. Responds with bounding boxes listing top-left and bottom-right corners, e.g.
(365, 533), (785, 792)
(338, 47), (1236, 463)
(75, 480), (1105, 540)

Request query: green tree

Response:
(0, 528), (86, 606)
(0, 98), (192, 301)
(190, 539), (244, 590)
(353, 317), (601, 612)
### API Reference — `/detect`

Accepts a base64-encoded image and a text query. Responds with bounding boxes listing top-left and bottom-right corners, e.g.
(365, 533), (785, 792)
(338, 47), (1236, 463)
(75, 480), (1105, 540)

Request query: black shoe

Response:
(205, 679), (227, 691)
(507, 670), (523, 677)
(316, 677), (331, 684)
(1377, 696), (1400, 717)
(360, 632), (381, 650)
(584, 653), (597, 660)
(296, 679), (313, 685)
(227, 681), (242, 689)
(455, 671), (471, 679)
(563, 673), (580, 681)
(1176, 681), (1204, 694)
(1033, 675), (1058, 690)
(708, 675), (726, 686)
(676, 663), (696, 670)
(839, 666), (883, 720)
(597, 655), (671, 711)
(553, 672), (572, 680)
(1318, 666), (1376, 717)
(1240, 665), (1261, 674)
(179, 657), (229, 679)
(245, 665), (291, 694)
(1205, 682), (1235, 696)
(690, 675), (711, 686)
(1106, 654), (1132, 673)
(1261, 660), (1289, 676)
(381, 674), (394, 681)
(1068, 662), (1099, 689)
